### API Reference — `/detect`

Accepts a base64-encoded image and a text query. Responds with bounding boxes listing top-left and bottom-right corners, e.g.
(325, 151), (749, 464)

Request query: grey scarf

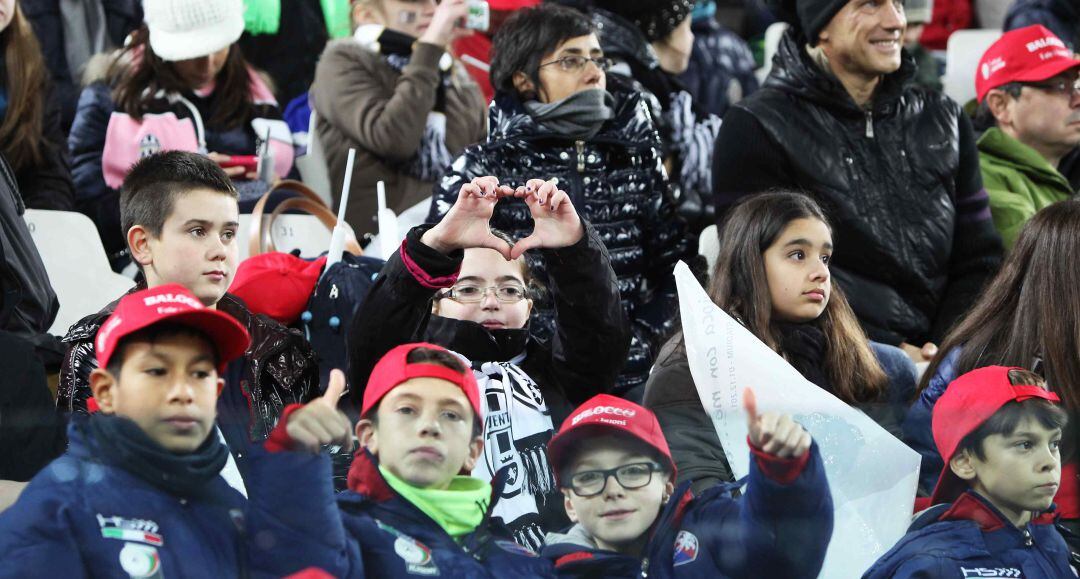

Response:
(524, 88), (615, 141)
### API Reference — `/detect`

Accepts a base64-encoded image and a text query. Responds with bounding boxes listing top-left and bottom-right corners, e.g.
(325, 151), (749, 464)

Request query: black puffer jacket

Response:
(712, 31), (1003, 346)
(57, 287), (320, 445)
(427, 88), (687, 397)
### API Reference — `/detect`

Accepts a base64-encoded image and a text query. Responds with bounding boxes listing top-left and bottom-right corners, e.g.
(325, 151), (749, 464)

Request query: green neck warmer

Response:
(378, 465), (492, 539)
(244, 0), (352, 39)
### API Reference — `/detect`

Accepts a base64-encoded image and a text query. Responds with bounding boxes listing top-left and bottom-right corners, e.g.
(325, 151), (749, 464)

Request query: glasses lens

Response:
(615, 464), (654, 489)
(453, 285), (483, 302)
(496, 285), (526, 302)
(596, 58), (612, 71)
(571, 471), (606, 496)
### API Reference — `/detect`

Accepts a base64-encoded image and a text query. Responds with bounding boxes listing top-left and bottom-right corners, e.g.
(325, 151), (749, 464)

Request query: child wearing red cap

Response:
(245, 342), (555, 578)
(540, 391), (833, 578)
(864, 366), (1072, 579)
(0, 284), (262, 577)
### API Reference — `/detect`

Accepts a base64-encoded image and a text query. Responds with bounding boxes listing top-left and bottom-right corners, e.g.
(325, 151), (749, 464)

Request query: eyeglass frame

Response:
(563, 462), (665, 497)
(435, 282), (530, 304)
(538, 55), (614, 74)
(1021, 75), (1080, 99)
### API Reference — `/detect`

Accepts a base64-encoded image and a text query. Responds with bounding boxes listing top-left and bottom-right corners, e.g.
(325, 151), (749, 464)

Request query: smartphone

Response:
(464, 0), (489, 31)
(218, 155), (258, 174)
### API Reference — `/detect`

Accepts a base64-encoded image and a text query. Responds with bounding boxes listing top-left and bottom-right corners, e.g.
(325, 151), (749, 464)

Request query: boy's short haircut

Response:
(367, 346), (483, 437)
(120, 150), (238, 239)
(104, 322), (220, 378)
(954, 369), (1068, 461)
(490, 4), (597, 96)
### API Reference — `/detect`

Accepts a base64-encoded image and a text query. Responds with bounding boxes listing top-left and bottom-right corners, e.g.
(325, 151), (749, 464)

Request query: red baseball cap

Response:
(976, 25), (1080, 103)
(231, 253), (326, 325)
(96, 284), (251, 374)
(547, 394), (676, 486)
(930, 365), (1061, 505)
(361, 343), (481, 421)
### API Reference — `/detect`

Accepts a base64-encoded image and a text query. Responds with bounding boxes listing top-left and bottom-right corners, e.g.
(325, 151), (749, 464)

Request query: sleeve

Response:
(346, 225), (462, 405)
(862, 555), (949, 579)
(18, 83), (75, 211)
(929, 113), (1004, 343)
(711, 105), (793, 226)
(425, 146), (490, 224)
(537, 222), (631, 408)
(901, 349), (958, 494)
(56, 337), (96, 415)
(311, 41), (444, 162)
(0, 481), (89, 579)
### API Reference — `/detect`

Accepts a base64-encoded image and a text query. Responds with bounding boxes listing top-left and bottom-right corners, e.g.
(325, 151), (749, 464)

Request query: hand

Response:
(900, 342), (938, 363)
(508, 179), (584, 259)
(418, 0), (468, 47)
(744, 387), (811, 459)
(422, 176), (516, 259)
(207, 152), (257, 181)
(285, 370), (354, 454)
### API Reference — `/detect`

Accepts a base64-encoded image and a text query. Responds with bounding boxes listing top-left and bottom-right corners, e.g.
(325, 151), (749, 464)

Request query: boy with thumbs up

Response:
(541, 390), (833, 578)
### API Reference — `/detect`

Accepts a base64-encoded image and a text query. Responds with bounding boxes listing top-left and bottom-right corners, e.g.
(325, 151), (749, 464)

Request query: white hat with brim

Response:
(145, 0), (245, 62)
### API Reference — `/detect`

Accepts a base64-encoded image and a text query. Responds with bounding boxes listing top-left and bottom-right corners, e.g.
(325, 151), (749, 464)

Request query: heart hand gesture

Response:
(509, 179), (585, 259)
(422, 176), (517, 259)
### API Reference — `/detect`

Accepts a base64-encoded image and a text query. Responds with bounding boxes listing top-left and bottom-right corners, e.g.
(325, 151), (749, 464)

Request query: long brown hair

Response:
(0, 1), (46, 172)
(111, 26), (253, 131)
(920, 199), (1080, 412)
(709, 191), (888, 404)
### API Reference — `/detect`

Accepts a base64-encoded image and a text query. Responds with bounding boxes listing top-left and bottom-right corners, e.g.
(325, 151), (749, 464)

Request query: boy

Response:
(0, 284), (254, 576)
(863, 366), (1073, 578)
(245, 342), (554, 578)
(541, 391), (833, 578)
(56, 151), (318, 470)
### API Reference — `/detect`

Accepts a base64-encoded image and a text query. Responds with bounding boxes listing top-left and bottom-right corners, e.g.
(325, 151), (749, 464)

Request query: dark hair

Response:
(0, 1), (47, 173)
(368, 346), (482, 437)
(921, 199), (1080, 413)
(490, 4), (597, 97)
(954, 369), (1068, 461)
(104, 322), (219, 378)
(120, 151), (238, 239)
(709, 191), (888, 403)
(974, 82), (1023, 131)
(110, 26), (255, 131)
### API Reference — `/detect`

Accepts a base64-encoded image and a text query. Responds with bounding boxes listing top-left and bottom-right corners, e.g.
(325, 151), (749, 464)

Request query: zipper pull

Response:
(1023, 529), (1034, 547)
(640, 557), (649, 578)
(576, 140), (585, 172)
(865, 110), (874, 139)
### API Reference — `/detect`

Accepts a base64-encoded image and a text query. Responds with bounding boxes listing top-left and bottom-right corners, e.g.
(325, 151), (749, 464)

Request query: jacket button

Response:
(845, 157), (853, 165)
(559, 152), (569, 160)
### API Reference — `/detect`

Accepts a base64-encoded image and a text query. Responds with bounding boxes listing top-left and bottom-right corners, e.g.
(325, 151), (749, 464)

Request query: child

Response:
(57, 150), (318, 476)
(644, 191), (915, 491)
(247, 342), (555, 578)
(864, 366), (1072, 578)
(0, 284), (254, 576)
(541, 391), (833, 578)
(348, 175), (629, 547)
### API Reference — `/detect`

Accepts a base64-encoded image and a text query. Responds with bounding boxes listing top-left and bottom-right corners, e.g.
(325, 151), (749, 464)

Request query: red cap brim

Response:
(548, 424), (677, 487)
(979, 59), (1080, 102)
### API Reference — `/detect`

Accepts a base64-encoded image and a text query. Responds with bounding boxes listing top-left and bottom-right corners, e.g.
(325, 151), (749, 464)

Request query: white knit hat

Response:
(144, 0), (245, 62)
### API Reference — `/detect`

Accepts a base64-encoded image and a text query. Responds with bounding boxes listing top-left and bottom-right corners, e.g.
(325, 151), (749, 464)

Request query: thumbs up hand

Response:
(743, 387), (811, 459)
(285, 369), (355, 454)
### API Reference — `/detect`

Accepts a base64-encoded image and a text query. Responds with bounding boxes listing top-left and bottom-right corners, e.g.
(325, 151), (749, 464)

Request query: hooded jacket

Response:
(712, 30), (1003, 347)
(862, 491), (1074, 579)
(541, 442), (833, 579)
(426, 87), (687, 397)
(347, 223), (630, 548)
(978, 127), (1075, 250)
(0, 419), (250, 578)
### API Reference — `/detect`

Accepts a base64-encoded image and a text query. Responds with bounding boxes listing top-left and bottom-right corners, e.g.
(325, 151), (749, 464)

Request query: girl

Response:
(348, 175), (630, 550)
(69, 0), (293, 269)
(0, 0), (74, 210)
(311, 0), (486, 238)
(905, 199), (1080, 524)
(644, 191), (915, 491)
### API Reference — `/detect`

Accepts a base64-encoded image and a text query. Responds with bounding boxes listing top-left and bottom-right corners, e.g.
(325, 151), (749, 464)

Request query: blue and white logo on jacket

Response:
(375, 519), (439, 576)
(673, 530), (699, 566)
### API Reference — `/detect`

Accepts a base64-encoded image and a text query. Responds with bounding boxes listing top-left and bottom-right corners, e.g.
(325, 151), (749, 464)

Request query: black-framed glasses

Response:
(1023, 77), (1080, 99)
(565, 462), (663, 497)
(436, 283), (528, 304)
(539, 55), (614, 73)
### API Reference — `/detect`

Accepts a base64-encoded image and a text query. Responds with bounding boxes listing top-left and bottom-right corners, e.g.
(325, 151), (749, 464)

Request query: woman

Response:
(427, 3), (688, 399)
(643, 192), (916, 492)
(312, 0), (486, 239)
(0, 0), (74, 210)
(350, 175), (630, 550)
(69, 0), (293, 269)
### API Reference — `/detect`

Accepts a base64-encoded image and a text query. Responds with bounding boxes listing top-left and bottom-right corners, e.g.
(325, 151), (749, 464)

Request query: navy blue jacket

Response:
(0, 420), (250, 578)
(541, 443), (833, 578)
(902, 347), (961, 494)
(862, 491), (1073, 578)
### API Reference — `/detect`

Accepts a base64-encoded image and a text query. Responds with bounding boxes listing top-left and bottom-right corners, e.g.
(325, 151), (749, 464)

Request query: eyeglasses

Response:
(565, 462), (663, 497)
(539, 55), (614, 73)
(1023, 77), (1080, 99)
(436, 283), (528, 304)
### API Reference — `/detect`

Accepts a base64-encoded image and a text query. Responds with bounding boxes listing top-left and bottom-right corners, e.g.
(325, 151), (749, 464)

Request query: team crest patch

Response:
(494, 539), (538, 557)
(375, 519), (439, 576)
(672, 530), (699, 567)
(97, 514), (164, 546)
(119, 542), (163, 578)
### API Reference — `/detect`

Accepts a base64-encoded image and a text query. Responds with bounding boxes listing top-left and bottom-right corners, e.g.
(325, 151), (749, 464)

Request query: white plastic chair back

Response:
(943, 29), (1002, 107)
(23, 209), (134, 335)
(294, 110), (334, 207)
(698, 224), (720, 274)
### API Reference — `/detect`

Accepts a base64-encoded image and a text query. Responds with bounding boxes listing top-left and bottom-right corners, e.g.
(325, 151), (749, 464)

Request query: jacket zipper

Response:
(865, 110), (875, 139)
(640, 556), (649, 578)
(576, 140), (586, 172)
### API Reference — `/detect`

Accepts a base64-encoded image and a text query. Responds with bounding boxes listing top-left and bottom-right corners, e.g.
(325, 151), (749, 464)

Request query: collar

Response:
(938, 490), (1057, 532)
(424, 315), (529, 362)
(977, 127), (1073, 183)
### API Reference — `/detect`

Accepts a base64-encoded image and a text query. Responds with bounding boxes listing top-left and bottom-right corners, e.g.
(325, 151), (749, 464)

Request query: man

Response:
(712, 0), (1003, 363)
(975, 25), (1080, 250)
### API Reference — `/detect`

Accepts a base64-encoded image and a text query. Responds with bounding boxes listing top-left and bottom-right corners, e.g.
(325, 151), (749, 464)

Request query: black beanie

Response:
(593, 0), (694, 42)
(797, 0), (852, 46)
